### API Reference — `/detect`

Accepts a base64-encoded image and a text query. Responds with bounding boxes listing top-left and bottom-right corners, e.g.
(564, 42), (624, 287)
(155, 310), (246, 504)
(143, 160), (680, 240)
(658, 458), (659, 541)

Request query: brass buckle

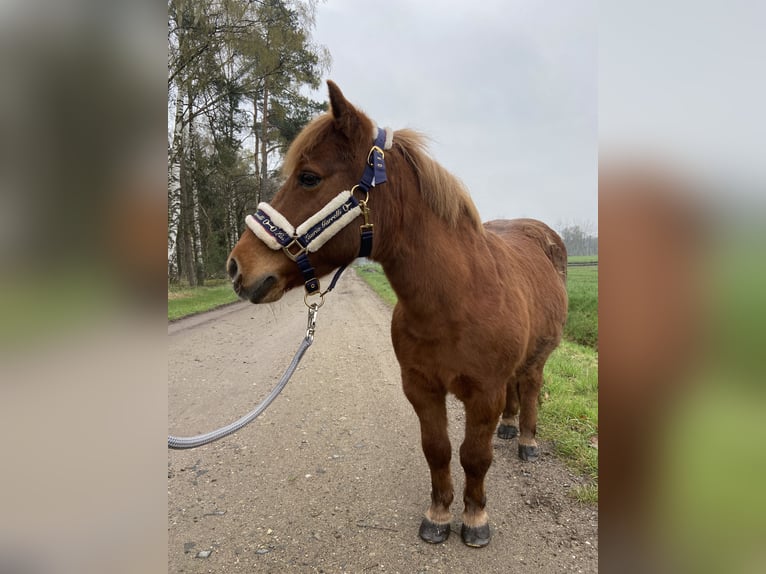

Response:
(282, 237), (306, 262)
(367, 145), (385, 166)
(350, 184), (373, 232)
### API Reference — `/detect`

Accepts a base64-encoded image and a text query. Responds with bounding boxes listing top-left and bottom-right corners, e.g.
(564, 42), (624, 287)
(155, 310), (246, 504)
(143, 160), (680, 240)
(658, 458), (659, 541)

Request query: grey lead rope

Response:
(168, 304), (320, 450)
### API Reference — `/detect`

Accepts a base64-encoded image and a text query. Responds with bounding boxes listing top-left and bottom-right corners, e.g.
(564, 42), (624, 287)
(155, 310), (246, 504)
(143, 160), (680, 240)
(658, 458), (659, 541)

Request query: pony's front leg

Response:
(459, 388), (504, 547)
(402, 369), (453, 544)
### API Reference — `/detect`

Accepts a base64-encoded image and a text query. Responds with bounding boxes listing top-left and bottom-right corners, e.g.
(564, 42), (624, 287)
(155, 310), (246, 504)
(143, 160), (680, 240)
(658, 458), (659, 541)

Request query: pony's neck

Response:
(371, 166), (488, 318)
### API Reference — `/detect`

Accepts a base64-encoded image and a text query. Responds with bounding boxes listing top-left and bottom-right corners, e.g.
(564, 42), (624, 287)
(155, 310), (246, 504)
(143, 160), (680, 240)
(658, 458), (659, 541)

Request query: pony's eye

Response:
(298, 172), (322, 189)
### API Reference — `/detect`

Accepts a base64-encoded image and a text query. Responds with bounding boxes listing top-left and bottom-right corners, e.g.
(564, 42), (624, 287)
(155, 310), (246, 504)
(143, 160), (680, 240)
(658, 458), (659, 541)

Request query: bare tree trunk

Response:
(191, 183), (204, 285)
(179, 161), (197, 287)
(167, 89), (184, 282)
(259, 78), (269, 204)
(188, 107), (205, 286)
(179, 90), (199, 287)
(253, 94), (260, 206)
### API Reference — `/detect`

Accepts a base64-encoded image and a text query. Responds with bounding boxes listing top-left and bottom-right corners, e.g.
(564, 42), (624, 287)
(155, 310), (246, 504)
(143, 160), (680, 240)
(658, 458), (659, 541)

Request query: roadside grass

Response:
(539, 340), (599, 493)
(168, 279), (239, 321)
(354, 261), (398, 305)
(354, 260), (599, 500)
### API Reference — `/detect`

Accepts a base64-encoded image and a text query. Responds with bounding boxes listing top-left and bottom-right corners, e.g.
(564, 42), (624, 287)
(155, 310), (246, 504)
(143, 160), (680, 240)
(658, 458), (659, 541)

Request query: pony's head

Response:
(227, 81), (382, 303)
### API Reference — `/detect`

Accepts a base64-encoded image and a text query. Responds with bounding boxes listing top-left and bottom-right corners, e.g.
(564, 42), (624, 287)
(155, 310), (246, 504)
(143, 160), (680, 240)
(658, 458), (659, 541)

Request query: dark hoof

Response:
(497, 423), (518, 440)
(419, 518), (451, 544)
(518, 444), (540, 461)
(461, 523), (491, 547)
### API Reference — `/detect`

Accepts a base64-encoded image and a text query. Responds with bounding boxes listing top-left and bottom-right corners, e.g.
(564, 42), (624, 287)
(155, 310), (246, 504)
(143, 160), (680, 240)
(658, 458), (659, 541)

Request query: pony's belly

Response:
(393, 337), (516, 395)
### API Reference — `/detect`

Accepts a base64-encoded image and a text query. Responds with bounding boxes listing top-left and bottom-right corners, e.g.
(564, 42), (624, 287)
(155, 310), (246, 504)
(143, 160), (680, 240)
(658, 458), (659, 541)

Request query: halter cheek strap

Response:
(245, 126), (392, 294)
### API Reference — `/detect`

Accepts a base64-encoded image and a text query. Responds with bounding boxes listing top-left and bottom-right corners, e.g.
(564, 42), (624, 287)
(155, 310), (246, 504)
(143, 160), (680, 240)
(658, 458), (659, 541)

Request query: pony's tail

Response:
(527, 223), (567, 285)
(545, 234), (568, 286)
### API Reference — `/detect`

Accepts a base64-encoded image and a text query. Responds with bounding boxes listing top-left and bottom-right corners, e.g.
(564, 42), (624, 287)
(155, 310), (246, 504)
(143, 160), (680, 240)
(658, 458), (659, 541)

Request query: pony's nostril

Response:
(227, 257), (239, 280)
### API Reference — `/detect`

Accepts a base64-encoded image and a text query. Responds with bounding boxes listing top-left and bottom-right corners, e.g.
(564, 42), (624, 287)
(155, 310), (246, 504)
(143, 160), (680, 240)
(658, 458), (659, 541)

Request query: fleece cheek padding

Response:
(295, 191), (362, 252)
(245, 203), (296, 251)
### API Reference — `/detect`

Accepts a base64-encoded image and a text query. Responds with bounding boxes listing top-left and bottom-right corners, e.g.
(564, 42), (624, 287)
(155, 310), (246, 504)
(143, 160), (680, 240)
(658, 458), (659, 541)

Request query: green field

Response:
(565, 264), (598, 349)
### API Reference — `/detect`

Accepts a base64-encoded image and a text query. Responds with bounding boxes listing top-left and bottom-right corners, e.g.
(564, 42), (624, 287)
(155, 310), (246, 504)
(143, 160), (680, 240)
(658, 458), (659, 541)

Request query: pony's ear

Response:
(327, 80), (359, 136)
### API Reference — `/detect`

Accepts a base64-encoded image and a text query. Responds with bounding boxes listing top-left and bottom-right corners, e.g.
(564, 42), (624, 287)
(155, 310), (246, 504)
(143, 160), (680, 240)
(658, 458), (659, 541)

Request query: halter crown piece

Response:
(245, 126), (393, 295)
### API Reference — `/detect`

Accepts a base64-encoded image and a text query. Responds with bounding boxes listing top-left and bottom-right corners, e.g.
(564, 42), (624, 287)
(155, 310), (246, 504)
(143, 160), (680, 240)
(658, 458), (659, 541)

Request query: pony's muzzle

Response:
(233, 272), (280, 304)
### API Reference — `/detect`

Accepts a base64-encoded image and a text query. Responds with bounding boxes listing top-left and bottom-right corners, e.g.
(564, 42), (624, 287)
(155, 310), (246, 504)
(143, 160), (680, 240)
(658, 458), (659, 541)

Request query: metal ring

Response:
(350, 184), (369, 204)
(304, 291), (325, 309)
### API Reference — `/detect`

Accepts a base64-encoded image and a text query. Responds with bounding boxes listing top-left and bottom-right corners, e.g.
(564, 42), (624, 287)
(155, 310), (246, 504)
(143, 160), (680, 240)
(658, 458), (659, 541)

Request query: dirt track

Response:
(168, 272), (597, 573)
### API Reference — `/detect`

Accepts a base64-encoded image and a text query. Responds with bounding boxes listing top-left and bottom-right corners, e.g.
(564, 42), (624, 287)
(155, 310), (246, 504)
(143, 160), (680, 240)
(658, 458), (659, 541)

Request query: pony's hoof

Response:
(418, 518), (451, 544)
(497, 423), (518, 440)
(461, 523), (491, 547)
(518, 444), (539, 461)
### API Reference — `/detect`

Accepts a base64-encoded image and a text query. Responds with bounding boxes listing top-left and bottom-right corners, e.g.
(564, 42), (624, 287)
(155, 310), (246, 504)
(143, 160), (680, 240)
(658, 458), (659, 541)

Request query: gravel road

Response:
(168, 271), (597, 573)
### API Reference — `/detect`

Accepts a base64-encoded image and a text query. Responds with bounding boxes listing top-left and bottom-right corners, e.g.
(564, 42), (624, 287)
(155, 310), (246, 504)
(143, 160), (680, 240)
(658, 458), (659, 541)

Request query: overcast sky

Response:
(306, 0), (597, 232)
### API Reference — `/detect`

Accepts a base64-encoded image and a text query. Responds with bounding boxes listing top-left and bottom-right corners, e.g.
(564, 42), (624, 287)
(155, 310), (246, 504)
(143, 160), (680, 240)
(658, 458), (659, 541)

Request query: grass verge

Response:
(168, 279), (239, 321)
(354, 261), (398, 305)
(539, 340), (599, 494)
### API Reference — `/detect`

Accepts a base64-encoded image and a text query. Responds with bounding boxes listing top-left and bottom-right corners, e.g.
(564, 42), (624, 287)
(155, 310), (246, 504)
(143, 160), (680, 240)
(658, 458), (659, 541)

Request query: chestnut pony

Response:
(227, 81), (568, 547)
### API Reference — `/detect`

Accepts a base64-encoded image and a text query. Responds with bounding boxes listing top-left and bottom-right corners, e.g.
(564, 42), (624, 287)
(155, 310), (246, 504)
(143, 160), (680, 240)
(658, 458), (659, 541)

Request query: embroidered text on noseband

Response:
(245, 126), (392, 295)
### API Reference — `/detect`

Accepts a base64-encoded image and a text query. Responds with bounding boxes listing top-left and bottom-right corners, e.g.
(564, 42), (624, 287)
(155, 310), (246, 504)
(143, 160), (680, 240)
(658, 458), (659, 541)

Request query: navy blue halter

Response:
(247, 128), (389, 294)
(353, 127), (388, 259)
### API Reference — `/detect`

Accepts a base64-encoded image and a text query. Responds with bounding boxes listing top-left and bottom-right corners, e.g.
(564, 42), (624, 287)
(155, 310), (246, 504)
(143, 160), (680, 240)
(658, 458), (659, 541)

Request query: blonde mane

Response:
(283, 114), (484, 233)
(392, 129), (484, 233)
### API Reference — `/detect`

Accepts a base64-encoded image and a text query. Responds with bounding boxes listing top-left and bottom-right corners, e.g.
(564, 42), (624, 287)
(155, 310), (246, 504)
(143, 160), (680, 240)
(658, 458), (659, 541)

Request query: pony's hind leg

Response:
(517, 337), (560, 461)
(517, 359), (549, 461)
(497, 376), (519, 439)
(402, 369), (454, 544)
(459, 384), (504, 547)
